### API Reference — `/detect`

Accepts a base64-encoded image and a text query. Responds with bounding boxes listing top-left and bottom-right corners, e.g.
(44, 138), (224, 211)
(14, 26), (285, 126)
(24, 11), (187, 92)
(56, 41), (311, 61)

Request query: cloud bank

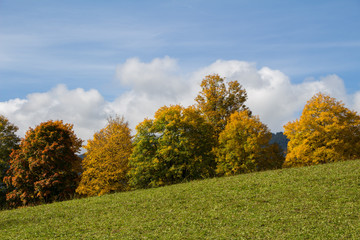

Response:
(1, 57), (359, 142)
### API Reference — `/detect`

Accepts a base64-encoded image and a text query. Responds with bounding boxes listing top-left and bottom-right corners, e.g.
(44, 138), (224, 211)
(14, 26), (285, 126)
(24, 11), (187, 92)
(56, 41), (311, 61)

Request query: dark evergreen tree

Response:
(270, 132), (289, 155)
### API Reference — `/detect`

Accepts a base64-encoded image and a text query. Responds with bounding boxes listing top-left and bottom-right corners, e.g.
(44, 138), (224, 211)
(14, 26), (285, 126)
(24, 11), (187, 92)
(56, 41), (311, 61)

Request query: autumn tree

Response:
(76, 116), (133, 196)
(195, 74), (248, 135)
(0, 115), (20, 207)
(284, 93), (360, 167)
(129, 105), (216, 189)
(216, 110), (284, 176)
(4, 120), (82, 207)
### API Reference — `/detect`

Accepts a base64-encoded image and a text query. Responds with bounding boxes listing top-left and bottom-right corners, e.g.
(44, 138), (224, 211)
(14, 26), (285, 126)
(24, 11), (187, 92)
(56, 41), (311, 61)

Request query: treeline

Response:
(1, 74), (360, 209)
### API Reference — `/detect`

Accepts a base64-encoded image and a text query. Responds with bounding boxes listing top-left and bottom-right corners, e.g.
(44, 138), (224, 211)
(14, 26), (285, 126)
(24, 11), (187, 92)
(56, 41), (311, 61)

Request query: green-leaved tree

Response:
(129, 105), (216, 189)
(0, 115), (20, 207)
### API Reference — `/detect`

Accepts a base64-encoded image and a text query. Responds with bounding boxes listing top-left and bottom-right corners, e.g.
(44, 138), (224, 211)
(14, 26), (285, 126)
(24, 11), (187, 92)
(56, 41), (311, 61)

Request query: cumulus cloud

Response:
(116, 56), (186, 99)
(353, 92), (360, 113)
(193, 60), (357, 131)
(112, 56), (198, 128)
(0, 57), (359, 143)
(0, 85), (111, 141)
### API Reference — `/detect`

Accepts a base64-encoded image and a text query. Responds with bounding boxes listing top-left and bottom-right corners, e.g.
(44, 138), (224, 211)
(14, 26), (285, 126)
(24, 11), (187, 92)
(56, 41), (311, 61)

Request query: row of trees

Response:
(1, 74), (360, 208)
(77, 74), (284, 196)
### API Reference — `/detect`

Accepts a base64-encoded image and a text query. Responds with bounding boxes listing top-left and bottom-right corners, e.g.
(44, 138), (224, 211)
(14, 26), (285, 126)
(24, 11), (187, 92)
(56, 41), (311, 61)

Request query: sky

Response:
(0, 0), (360, 141)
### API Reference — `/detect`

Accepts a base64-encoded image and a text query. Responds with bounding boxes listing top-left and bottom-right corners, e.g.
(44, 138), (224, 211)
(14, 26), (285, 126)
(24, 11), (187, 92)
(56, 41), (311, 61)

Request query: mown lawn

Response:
(1, 160), (360, 239)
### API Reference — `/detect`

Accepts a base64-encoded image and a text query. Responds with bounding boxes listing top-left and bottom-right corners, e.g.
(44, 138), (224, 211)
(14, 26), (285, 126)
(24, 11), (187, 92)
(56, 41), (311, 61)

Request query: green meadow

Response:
(1, 160), (359, 239)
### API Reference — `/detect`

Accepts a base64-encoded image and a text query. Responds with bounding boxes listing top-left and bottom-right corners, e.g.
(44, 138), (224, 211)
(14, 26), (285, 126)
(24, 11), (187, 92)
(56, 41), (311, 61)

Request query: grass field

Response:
(1, 160), (360, 239)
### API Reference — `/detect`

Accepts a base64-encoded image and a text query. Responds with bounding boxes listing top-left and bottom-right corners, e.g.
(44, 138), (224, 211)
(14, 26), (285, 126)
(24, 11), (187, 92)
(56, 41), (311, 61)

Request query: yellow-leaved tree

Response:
(216, 110), (284, 176)
(76, 116), (132, 196)
(195, 74), (248, 136)
(284, 93), (360, 167)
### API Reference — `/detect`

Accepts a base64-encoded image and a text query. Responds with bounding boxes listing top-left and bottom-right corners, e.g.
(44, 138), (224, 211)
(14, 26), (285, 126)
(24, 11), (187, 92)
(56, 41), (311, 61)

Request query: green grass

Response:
(1, 160), (360, 239)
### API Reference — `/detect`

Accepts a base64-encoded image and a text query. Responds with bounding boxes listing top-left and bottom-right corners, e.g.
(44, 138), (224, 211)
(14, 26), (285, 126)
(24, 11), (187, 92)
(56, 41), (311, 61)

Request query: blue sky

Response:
(1, 0), (360, 139)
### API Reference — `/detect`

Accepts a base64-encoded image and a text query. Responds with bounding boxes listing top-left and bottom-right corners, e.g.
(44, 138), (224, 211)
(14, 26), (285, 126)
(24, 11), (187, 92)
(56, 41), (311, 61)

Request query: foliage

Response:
(284, 93), (360, 167)
(76, 116), (133, 196)
(4, 120), (83, 207)
(129, 105), (216, 189)
(195, 74), (248, 135)
(0, 115), (20, 207)
(216, 110), (284, 176)
(1, 160), (360, 239)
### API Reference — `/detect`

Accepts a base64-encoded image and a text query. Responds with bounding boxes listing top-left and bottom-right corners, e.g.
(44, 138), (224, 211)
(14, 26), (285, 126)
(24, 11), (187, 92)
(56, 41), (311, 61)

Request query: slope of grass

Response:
(1, 160), (360, 239)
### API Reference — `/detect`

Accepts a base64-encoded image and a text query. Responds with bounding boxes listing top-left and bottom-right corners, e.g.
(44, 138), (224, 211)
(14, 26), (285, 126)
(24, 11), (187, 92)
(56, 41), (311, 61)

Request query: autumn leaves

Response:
(78, 74), (284, 195)
(76, 117), (132, 196)
(1, 74), (360, 208)
(74, 76), (360, 196)
(4, 121), (82, 207)
(284, 93), (360, 167)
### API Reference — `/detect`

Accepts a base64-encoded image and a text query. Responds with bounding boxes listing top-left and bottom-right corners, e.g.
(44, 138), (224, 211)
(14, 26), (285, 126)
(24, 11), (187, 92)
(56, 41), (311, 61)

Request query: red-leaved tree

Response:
(4, 120), (83, 207)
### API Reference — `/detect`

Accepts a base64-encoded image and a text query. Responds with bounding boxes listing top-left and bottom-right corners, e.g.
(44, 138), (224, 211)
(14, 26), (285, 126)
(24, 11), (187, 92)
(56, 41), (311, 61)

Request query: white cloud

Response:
(187, 59), (359, 132)
(353, 92), (360, 114)
(1, 57), (359, 143)
(0, 85), (111, 142)
(112, 57), (198, 128)
(116, 56), (186, 99)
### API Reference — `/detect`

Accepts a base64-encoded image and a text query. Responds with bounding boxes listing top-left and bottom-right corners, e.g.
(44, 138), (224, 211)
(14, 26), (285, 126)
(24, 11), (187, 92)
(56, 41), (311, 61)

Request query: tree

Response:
(195, 74), (248, 135)
(0, 115), (20, 207)
(216, 110), (284, 176)
(284, 93), (360, 167)
(128, 105), (217, 189)
(269, 132), (289, 155)
(4, 120), (82, 207)
(76, 116), (133, 196)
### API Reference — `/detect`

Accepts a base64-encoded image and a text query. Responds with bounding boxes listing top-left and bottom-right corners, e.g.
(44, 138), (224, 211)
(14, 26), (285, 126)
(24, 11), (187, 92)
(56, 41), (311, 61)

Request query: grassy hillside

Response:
(1, 160), (360, 239)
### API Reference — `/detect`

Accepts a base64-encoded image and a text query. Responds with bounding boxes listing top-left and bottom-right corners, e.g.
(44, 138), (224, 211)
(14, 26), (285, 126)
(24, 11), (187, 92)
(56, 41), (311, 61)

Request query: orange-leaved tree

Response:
(284, 93), (360, 167)
(76, 116), (133, 196)
(216, 110), (284, 176)
(195, 74), (248, 136)
(128, 105), (216, 189)
(4, 120), (82, 207)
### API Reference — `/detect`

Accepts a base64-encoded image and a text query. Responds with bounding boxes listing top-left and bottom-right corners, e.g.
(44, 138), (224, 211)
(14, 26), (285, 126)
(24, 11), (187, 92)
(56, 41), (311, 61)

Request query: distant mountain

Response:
(270, 132), (289, 154)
